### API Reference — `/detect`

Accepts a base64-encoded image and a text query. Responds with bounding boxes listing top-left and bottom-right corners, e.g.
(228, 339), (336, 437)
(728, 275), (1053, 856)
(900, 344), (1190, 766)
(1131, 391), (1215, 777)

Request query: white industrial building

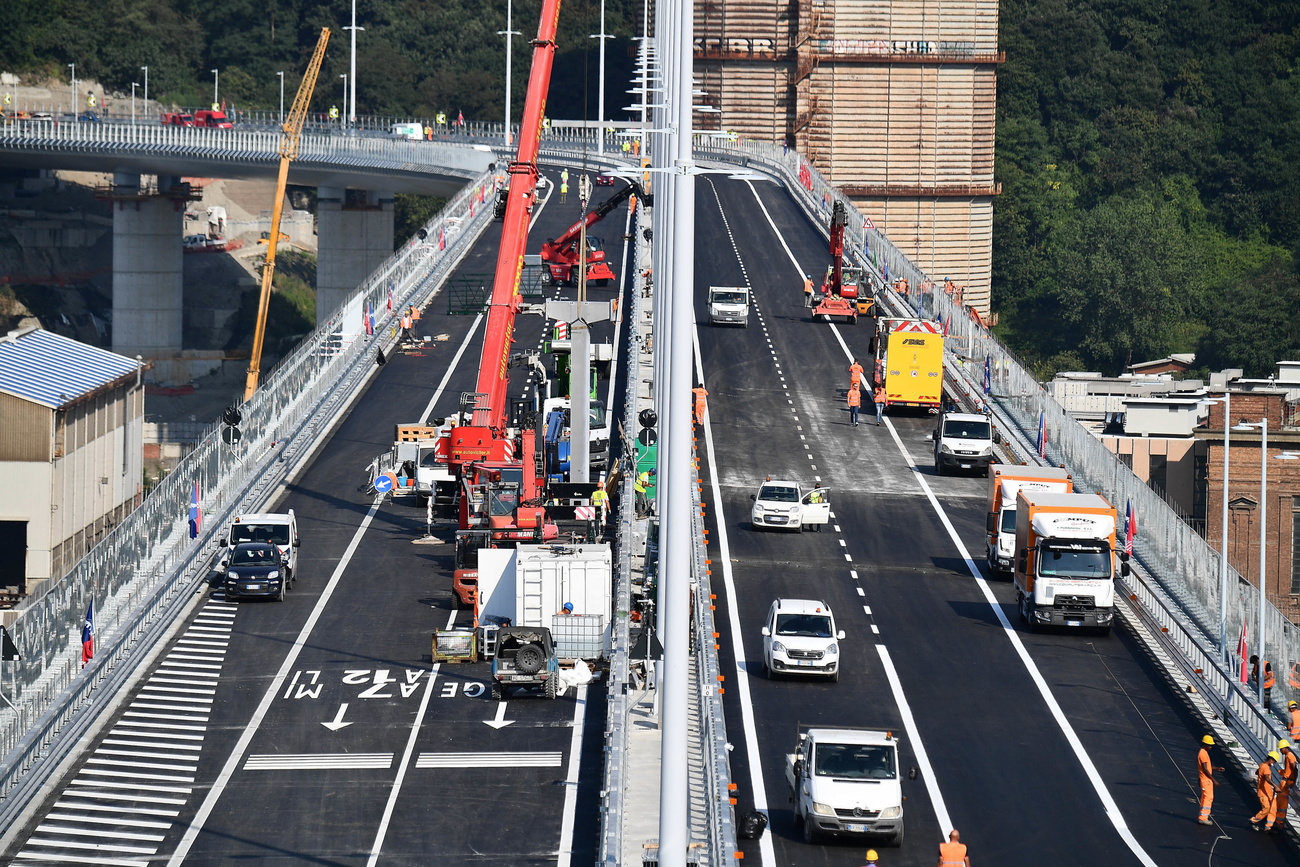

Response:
(0, 326), (144, 599)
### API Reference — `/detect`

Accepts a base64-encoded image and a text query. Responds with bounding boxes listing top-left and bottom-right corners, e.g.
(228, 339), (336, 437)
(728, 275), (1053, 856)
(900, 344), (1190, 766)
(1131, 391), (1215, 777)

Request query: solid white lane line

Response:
(693, 324), (777, 867)
(875, 646), (951, 830)
(363, 665), (440, 867)
(166, 499), (386, 867)
(876, 418), (1160, 864)
(556, 685), (589, 867)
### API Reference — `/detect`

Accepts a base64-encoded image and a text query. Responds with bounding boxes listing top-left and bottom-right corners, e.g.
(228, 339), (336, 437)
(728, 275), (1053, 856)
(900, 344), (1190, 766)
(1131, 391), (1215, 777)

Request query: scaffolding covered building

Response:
(694, 0), (1001, 315)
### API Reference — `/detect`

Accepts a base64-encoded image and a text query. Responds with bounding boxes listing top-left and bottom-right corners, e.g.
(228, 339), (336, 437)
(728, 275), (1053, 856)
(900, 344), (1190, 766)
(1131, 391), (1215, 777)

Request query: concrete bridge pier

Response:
(110, 172), (190, 380)
(316, 187), (395, 327)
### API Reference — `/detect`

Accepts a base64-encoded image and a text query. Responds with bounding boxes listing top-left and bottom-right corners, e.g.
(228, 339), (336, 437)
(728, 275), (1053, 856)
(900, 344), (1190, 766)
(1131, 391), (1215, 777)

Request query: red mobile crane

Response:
(440, 0), (566, 607)
(540, 181), (646, 285)
(811, 201), (867, 324)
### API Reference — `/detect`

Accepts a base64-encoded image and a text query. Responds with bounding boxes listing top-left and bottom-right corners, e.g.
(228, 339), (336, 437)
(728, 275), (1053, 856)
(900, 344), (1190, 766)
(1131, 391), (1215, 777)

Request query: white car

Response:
(750, 479), (831, 532)
(760, 598), (845, 681)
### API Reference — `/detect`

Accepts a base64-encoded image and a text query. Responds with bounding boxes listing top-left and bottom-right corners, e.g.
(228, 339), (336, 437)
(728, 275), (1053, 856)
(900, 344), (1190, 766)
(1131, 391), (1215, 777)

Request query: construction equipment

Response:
(811, 201), (860, 324)
(243, 28), (331, 401)
(539, 181), (646, 285)
(874, 318), (943, 412)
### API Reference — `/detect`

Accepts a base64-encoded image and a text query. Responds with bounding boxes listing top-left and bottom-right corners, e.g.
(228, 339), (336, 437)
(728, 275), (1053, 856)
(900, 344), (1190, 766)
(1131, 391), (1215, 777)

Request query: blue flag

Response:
(983, 355), (992, 396)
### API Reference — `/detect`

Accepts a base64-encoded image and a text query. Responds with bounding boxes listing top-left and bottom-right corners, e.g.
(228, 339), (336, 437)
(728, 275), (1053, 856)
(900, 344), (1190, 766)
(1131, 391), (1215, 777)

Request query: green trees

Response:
(997, 0), (1300, 375)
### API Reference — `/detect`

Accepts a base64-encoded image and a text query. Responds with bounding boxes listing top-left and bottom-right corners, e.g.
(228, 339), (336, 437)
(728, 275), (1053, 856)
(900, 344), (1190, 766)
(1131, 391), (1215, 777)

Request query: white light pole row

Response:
(498, 0), (520, 147)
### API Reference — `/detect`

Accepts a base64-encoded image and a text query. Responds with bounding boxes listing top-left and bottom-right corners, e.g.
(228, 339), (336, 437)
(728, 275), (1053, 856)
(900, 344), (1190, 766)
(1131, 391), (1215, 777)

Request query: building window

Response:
(1149, 454), (1168, 497)
(1292, 497), (1300, 595)
(1118, 451), (1133, 470)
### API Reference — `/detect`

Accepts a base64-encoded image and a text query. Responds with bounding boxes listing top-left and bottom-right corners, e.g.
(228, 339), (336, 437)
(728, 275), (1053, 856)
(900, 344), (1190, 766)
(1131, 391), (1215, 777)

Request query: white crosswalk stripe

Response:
(415, 751), (564, 768)
(244, 753), (395, 770)
(10, 600), (234, 865)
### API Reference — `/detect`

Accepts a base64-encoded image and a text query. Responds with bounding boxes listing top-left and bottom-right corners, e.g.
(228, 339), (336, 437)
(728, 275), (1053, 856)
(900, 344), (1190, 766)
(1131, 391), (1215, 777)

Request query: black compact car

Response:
(222, 542), (291, 601)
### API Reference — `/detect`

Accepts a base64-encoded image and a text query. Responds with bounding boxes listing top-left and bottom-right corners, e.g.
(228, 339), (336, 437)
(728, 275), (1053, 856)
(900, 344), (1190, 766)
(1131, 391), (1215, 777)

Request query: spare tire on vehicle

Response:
(514, 642), (546, 674)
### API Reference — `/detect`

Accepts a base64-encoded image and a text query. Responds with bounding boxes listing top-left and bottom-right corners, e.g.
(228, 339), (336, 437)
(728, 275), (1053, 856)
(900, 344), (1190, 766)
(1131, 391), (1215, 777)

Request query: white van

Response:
(219, 511), (300, 581)
(708, 286), (750, 327)
(391, 122), (425, 141)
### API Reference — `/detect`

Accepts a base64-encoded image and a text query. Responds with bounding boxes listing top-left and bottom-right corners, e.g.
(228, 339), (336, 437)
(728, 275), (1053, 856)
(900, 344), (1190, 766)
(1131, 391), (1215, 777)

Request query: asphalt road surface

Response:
(1, 170), (624, 867)
(692, 174), (1298, 867)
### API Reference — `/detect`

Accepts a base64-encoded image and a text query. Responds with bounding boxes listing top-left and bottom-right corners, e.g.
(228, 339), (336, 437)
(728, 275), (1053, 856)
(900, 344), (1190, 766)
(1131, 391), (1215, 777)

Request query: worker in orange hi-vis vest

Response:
(848, 359), (864, 389)
(692, 385), (708, 426)
(409, 305), (422, 323)
(400, 311), (413, 341)
(1251, 751), (1280, 831)
(1276, 740), (1299, 828)
(1288, 700), (1300, 741)
(803, 274), (814, 307)
(1196, 735), (1222, 825)
(846, 384), (862, 427)
(937, 829), (970, 867)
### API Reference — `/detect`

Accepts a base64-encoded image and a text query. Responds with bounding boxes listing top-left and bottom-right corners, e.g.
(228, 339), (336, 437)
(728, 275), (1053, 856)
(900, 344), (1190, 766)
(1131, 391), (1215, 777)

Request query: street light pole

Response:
(340, 75), (348, 130)
(68, 64), (76, 117)
(1258, 415), (1268, 709)
(211, 69), (219, 108)
(344, 0), (364, 128)
(497, 0), (520, 146)
(131, 83), (138, 124)
(277, 72), (285, 125)
(140, 66), (148, 118)
(1219, 390), (1231, 662)
(590, 0), (612, 154)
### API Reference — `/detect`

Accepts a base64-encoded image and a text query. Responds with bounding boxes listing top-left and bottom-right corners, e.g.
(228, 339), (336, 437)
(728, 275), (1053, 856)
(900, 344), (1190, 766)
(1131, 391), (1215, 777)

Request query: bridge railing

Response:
(693, 134), (1298, 762)
(0, 165), (500, 821)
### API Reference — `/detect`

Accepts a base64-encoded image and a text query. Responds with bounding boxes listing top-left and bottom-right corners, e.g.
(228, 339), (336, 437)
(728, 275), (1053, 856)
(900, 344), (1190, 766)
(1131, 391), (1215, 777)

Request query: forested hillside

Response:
(1, 0), (638, 130)
(996, 0), (1300, 375)
(5, 1), (1300, 376)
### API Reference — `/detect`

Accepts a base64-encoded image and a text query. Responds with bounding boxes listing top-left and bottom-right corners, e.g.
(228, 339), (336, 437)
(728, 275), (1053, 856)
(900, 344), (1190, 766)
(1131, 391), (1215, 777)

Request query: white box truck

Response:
(985, 465), (1073, 576)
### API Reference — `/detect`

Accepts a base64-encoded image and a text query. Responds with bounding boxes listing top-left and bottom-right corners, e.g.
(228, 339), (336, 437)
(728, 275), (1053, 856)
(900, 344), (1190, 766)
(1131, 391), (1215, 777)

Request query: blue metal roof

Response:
(0, 329), (139, 409)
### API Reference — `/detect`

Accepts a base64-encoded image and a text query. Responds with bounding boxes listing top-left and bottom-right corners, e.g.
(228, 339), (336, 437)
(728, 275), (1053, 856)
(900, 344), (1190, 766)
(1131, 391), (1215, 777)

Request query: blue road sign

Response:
(374, 474), (395, 494)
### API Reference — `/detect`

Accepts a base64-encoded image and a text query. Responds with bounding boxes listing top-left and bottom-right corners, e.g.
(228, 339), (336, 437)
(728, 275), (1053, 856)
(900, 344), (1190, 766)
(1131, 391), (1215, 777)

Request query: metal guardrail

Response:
(0, 120), (491, 181)
(0, 166), (499, 821)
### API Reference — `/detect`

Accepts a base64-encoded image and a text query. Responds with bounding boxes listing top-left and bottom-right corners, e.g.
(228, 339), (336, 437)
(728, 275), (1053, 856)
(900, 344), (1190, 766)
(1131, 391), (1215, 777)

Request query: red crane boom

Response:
(472, 0), (562, 432)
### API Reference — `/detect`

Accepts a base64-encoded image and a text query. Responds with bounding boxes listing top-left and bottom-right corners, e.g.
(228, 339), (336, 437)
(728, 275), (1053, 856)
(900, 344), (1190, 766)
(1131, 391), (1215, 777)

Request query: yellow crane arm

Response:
(244, 27), (331, 402)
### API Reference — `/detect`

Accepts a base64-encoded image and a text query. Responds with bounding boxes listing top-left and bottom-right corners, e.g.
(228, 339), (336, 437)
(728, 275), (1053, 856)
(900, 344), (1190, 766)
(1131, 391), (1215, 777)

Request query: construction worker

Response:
(409, 304), (422, 324)
(591, 480), (609, 525)
(557, 602), (574, 615)
(1290, 700), (1300, 741)
(937, 828), (970, 866)
(622, 139), (631, 155)
(692, 384), (708, 426)
(635, 468), (654, 516)
(400, 310), (414, 342)
(1196, 735), (1223, 825)
(873, 383), (886, 425)
(560, 168), (569, 186)
(560, 180), (568, 202)
(803, 274), (814, 307)
(848, 359), (864, 389)
(1278, 740), (1299, 826)
(847, 384), (862, 427)
(1252, 751), (1281, 831)
(1251, 655), (1276, 709)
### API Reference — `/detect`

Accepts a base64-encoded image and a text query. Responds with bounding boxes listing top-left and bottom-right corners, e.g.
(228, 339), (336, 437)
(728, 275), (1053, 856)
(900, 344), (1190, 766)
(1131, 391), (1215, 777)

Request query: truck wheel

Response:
(829, 667), (839, 684)
(491, 682), (503, 701)
(540, 269), (554, 285)
(514, 643), (546, 675)
(934, 459), (944, 476)
(801, 813), (818, 844)
(545, 675), (559, 699)
(888, 822), (905, 848)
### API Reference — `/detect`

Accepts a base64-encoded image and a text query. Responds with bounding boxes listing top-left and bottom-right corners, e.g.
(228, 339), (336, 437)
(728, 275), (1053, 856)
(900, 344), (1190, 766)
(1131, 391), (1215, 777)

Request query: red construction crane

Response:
(540, 181), (646, 285)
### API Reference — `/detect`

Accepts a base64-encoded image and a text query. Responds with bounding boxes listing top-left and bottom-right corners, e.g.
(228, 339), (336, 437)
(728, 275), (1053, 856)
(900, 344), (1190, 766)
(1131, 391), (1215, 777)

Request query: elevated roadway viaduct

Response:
(0, 122), (494, 379)
(0, 156), (1293, 866)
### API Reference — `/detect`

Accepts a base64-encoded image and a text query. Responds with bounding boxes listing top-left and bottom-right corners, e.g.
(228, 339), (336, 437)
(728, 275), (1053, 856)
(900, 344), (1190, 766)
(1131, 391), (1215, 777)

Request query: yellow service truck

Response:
(875, 318), (943, 412)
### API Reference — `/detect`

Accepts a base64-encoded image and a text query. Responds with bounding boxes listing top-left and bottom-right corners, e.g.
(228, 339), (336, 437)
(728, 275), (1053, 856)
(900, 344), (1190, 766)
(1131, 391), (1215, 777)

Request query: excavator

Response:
(811, 201), (874, 324)
(540, 180), (646, 285)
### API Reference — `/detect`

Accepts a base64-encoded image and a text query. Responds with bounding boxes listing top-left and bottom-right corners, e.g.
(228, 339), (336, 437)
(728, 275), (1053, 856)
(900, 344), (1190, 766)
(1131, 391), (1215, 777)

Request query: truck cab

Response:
(786, 727), (905, 846)
(985, 465), (1073, 577)
(1014, 491), (1127, 633)
(543, 396), (609, 470)
(707, 286), (750, 327)
(933, 411), (995, 476)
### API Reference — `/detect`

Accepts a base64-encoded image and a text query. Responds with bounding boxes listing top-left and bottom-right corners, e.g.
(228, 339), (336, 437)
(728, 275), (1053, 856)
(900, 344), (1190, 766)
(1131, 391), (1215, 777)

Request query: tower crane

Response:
(243, 28), (332, 401)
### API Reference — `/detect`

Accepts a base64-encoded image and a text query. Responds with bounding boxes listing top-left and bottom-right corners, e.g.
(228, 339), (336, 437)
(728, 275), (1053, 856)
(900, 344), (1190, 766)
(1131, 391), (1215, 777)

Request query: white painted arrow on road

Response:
(484, 701), (514, 729)
(322, 703), (354, 731)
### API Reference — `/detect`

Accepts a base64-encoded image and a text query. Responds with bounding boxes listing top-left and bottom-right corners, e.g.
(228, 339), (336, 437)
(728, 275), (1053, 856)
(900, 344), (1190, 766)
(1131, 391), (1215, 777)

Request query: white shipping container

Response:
(476, 544), (613, 657)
